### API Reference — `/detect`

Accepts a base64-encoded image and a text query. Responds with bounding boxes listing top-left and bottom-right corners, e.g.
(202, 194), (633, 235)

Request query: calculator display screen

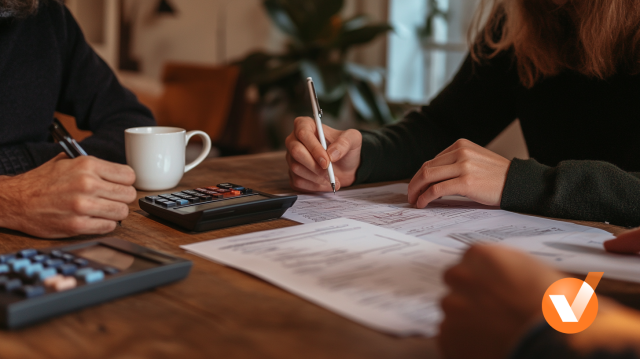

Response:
(175, 194), (271, 214)
(71, 245), (157, 271)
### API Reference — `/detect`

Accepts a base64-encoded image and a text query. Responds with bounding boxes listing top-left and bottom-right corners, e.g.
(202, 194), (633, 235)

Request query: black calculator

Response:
(0, 237), (191, 329)
(139, 183), (297, 232)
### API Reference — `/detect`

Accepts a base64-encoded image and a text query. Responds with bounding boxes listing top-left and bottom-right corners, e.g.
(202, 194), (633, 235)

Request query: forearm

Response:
(0, 175), (23, 230)
(501, 159), (640, 227)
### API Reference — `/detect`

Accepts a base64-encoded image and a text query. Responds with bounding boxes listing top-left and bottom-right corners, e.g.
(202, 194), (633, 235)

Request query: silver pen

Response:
(306, 77), (336, 194)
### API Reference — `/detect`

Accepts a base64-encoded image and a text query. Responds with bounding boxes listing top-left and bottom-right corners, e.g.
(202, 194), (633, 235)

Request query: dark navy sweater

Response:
(0, 2), (155, 175)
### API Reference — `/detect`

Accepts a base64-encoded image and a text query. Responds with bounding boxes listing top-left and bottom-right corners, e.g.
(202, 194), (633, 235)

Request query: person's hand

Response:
(603, 227), (640, 254)
(438, 244), (563, 359)
(408, 139), (511, 208)
(285, 116), (362, 192)
(0, 153), (137, 238)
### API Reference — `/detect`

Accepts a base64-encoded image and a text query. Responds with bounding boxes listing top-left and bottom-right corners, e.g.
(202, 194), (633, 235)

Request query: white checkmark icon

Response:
(549, 281), (596, 322)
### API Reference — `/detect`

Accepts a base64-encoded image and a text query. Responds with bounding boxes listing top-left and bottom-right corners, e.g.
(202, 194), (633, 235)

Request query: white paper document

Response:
(282, 183), (611, 249)
(181, 218), (461, 336)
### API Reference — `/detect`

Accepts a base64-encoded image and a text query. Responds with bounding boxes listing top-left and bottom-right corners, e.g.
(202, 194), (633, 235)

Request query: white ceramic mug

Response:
(125, 126), (212, 191)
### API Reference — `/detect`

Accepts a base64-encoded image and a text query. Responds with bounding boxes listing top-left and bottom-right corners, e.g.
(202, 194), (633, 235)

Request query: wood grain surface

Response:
(0, 151), (636, 359)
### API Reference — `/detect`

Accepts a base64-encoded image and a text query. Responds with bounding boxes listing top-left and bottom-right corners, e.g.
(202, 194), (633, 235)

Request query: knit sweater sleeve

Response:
(501, 158), (640, 227)
(355, 52), (520, 184)
(23, 3), (156, 167)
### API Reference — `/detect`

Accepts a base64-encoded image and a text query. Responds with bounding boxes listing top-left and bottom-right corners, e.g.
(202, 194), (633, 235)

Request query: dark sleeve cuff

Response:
(500, 158), (550, 213)
(0, 144), (37, 175)
(353, 130), (383, 185)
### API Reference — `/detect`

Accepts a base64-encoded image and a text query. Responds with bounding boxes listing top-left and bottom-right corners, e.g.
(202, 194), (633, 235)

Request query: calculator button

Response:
(58, 264), (78, 275)
(21, 263), (44, 277)
(195, 188), (210, 193)
(43, 274), (64, 288)
(103, 267), (119, 275)
(216, 189), (230, 193)
(0, 254), (15, 263)
(166, 196), (181, 201)
(18, 249), (38, 258)
(158, 201), (177, 208)
(54, 277), (77, 292)
(145, 196), (159, 202)
(1, 278), (22, 291)
(37, 268), (58, 281)
(9, 258), (31, 272)
(184, 196), (200, 203)
(0, 264), (8, 274)
(62, 253), (75, 262)
(245, 188), (253, 194)
(45, 259), (64, 268)
(230, 190), (241, 196)
(175, 199), (189, 206)
(217, 183), (233, 189)
(31, 254), (49, 263)
(232, 187), (245, 192)
(17, 285), (45, 298)
(158, 194), (174, 199)
(50, 250), (64, 258)
(182, 190), (198, 195)
(194, 194), (212, 201)
(73, 258), (89, 267)
(77, 269), (104, 283)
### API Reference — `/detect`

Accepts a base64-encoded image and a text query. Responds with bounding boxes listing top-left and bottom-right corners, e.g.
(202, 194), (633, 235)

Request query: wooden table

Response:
(0, 152), (636, 359)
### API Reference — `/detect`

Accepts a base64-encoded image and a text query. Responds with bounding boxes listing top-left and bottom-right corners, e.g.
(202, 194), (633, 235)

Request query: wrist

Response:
(0, 175), (22, 229)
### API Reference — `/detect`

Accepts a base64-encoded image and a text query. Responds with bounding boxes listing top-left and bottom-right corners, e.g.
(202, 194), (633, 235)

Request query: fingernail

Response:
(329, 150), (340, 162)
(318, 157), (327, 169)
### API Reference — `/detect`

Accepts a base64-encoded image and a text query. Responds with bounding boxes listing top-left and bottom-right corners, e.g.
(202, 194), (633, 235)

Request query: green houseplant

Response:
(238, 0), (394, 131)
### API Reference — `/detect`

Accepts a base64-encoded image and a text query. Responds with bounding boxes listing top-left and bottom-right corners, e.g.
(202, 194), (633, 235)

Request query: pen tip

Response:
(331, 183), (336, 194)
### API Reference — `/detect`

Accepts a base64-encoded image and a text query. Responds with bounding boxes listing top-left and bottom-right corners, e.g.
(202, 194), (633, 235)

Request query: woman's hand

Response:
(285, 116), (362, 192)
(603, 227), (640, 254)
(439, 245), (563, 359)
(408, 139), (511, 208)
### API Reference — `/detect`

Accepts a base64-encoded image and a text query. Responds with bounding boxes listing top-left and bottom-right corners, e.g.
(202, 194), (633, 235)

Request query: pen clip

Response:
(308, 79), (323, 119)
(50, 118), (87, 158)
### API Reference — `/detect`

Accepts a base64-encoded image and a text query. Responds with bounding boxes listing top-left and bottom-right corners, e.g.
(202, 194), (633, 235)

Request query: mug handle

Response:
(184, 130), (212, 173)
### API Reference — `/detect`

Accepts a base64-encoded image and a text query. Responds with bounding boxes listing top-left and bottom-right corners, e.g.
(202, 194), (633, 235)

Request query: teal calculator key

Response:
(21, 263), (44, 277)
(75, 267), (93, 277)
(18, 249), (38, 258)
(175, 199), (189, 206)
(9, 258), (30, 271)
(31, 254), (48, 263)
(0, 254), (15, 263)
(77, 269), (104, 283)
(0, 264), (8, 273)
(37, 267), (57, 281)
(58, 263), (78, 275)
(45, 259), (64, 268)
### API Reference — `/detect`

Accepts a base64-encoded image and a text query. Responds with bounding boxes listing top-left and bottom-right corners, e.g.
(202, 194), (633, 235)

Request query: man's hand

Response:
(285, 116), (362, 192)
(0, 153), (137, 238)
(408, 139), (511, 208)
(604, 227), (640, 254)
(438, 245), (563, 359)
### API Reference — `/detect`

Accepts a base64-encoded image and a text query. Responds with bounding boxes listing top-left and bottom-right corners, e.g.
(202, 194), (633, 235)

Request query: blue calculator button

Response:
(45, 259), (64, 268)
(103, 267), (119, 275)
(9, 258), (30, 271)
(75, 267), (93, 276)
(0, 254), (15, 263)
(175, 199), (189, 206)
(21, 263), (44, 277)
(83, 270), (104, 283)
(0, 264), (8, 274)
(50, 250), (64, 258)
(17, 285), (45, 298)
(1, 278), (22, 291)
(18, 249), (38, 258)
(62, 253), (75, 262)
(37, 267), (57, 281)
(73, 258), (89, 267)
(58, 264), (78, 275)
(232, 187), (245, 191)
(31, 254), (49, 263)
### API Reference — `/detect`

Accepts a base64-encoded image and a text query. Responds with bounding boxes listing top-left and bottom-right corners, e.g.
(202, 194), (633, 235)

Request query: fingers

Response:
(65, 217), (118, 237)
(292, 117), (331, 170)
(435, 138), (483, 158)
(287, 153), (329, 186)
(70, 196), (130, 221)
(74, 173), (137, 203)
(73, 156), (136, 185)
(604, 227), (640, 254)
(408, 164), (462, 204)
(286, 139), (325, 177)
(415, 177), (469, 208)
(289, 170), (341, 193)
(325, 129), (361, 162)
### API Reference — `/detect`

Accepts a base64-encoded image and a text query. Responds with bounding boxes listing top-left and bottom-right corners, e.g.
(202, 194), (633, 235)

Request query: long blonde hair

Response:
(470, 0), (640, 88)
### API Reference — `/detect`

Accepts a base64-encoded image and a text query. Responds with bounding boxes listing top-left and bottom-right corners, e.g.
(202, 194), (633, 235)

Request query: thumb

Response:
(326, 129), (361, 163)
(604, 227), (640, 254)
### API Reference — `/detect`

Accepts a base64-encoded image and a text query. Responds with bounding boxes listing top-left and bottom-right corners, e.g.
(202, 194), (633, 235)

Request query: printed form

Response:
(283, 183), (611, 250)
(182, 218), (460, 337)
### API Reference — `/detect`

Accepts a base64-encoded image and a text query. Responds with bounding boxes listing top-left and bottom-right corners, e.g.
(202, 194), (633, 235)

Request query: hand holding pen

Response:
(284, 80), (364, 193)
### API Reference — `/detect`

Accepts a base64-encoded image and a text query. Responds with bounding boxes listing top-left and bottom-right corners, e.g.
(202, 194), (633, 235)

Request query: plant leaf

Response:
(342, 14), (369, 32)
(347, 77), (394, 124)
(263, 0), (300, 40)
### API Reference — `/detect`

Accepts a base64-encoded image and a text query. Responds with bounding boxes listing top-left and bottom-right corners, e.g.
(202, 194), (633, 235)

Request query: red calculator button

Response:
(230, 190), (241, 195)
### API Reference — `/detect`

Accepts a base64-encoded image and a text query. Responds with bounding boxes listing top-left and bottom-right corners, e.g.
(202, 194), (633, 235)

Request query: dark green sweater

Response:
(355, 51), (640, 227)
